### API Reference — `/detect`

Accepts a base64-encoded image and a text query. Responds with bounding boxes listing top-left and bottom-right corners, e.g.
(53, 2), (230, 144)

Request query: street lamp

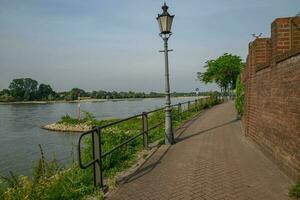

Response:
(157, 3), (175, 145)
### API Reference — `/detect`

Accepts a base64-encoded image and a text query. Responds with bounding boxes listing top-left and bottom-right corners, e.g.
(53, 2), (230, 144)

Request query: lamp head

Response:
(157, 3), (174, 35)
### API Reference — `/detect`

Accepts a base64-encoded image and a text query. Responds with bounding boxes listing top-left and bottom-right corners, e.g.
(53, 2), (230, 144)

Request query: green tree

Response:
(9, 78), (38, 101)
(197, 53), (243, 97)
(37, 84), (56, 100)
(112, 91), (119, 99)
(63, 88), (86, 101)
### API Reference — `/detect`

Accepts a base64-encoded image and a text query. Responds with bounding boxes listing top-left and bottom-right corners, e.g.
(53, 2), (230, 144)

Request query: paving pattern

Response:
(108, 101), (292, 200)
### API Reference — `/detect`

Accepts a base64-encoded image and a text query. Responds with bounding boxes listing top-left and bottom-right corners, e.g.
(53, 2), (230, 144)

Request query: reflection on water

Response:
(0, 97), (197, 176)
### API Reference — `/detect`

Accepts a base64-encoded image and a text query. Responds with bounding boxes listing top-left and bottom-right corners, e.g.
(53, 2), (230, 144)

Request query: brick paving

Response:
(108, 101), (292, 200)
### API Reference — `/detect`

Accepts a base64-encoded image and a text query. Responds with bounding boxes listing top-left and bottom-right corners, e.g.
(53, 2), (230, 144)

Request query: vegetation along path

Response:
(108, 101), (292, 200)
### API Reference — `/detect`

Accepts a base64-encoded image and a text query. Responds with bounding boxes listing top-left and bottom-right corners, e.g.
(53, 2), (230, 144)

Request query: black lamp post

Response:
(157, 3), (175, 145)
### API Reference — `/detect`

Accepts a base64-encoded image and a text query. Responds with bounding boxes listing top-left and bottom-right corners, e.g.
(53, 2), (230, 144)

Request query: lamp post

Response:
(157, 3), (175, 145)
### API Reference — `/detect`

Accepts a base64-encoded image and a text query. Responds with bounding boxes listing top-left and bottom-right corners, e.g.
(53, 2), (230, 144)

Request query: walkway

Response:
(108, 101), (292, 200)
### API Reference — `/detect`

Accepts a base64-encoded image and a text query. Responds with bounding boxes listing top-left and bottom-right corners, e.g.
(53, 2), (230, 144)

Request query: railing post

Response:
(195, 99), (198, 111)
(92, 127), (103, 187)
(178, 103), (182, 121)
(142, 112), (148, 149)
(188, 101), (191, 111)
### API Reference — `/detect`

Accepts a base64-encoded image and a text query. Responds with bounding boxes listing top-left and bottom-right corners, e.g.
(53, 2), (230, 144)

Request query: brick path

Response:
(108, 101), (292, 200)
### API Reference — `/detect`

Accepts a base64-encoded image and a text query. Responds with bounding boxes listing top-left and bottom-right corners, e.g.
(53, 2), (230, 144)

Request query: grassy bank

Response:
(0, 95), (221, 200)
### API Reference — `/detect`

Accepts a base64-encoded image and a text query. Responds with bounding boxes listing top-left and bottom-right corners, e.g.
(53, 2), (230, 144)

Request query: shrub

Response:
(0, 94), (14, 102)
(290, 180), (300, 199)
(235, 75), (244, 116)
(58, 111), (96, 125)
(59, 114), (79, 125)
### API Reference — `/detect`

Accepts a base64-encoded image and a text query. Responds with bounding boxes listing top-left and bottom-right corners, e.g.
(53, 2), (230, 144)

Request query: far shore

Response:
(0, 96), (205, 105)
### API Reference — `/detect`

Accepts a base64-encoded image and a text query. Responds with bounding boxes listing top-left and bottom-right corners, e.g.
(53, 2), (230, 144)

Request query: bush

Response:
(235, 75), (244, 116)
(58, 111), (96, 125)
(290, 180), (300, 199)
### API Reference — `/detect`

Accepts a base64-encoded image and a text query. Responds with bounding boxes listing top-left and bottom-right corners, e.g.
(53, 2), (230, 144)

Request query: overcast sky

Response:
(0, 0), (299, 92)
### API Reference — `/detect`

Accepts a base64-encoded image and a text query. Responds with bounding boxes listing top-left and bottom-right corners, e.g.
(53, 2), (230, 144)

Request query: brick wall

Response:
(241, 16), (300, 180)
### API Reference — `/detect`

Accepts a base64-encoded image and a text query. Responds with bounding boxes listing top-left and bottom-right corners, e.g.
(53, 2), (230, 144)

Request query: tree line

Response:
(0, 78), (212, 102)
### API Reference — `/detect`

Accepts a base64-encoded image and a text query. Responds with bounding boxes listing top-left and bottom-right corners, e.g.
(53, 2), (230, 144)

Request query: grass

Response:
(290, 180), (300, 199)
(0, 95), (221, 200)
(58, 111), (97, 125)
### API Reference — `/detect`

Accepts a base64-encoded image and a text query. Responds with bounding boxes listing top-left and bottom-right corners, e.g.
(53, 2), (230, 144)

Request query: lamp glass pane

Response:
(157, 18), (163, 33)
(159, 16), (168, 32)
(167, 16), (173, 32)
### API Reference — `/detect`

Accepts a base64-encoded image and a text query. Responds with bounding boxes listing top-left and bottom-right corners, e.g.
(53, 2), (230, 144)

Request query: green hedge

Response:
(235, 74), (244, 116)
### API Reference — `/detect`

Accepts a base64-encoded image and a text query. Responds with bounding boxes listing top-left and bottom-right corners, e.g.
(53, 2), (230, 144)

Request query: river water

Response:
(0, 97), (197, 176)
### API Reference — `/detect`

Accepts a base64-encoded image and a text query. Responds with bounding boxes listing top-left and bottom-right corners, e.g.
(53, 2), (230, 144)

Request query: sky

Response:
(0, 0), (299, 93)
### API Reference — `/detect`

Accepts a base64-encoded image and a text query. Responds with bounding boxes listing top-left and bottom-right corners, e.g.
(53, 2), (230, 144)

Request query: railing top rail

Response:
(96, 98), (205, 129)
(94, 98), (207, 130)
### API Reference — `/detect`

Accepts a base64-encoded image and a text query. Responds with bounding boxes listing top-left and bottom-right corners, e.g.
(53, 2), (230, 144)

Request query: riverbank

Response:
(0, 96), (203, 105)
(0, 95), (221, 200)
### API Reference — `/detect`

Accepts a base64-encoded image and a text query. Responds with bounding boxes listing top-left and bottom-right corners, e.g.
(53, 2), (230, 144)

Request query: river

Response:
(0, 97), (198, 176)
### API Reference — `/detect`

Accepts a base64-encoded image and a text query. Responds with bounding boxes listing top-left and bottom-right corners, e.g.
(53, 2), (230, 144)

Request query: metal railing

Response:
(77, 97), (215, 188)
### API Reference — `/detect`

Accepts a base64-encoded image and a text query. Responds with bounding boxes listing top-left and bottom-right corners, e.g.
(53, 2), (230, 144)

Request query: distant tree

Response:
(128, 91), (135, 98)
(98, 90), (107, 99)
(112, 91), (119, 99)
(47, 94), (55, 101)
(149, 92), (163, 98)
(64, 93), (73, 101)
(0, 89), (10, 96)
(62, 88), (87, 101)
(37, 84), (56, 100)
(9, 78), (38, 101)
(197, 53), (243, 97)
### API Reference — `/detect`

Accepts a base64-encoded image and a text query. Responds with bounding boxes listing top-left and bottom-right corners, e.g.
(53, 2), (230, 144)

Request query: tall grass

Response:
(0, 95), (220, 200)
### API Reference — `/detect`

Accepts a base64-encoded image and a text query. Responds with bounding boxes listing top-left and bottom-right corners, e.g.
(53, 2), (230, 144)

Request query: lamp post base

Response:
(164, 107), (174, 145)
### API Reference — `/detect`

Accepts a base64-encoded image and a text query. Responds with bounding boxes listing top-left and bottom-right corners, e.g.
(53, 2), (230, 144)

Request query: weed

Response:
(290, 180), (300, 199)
